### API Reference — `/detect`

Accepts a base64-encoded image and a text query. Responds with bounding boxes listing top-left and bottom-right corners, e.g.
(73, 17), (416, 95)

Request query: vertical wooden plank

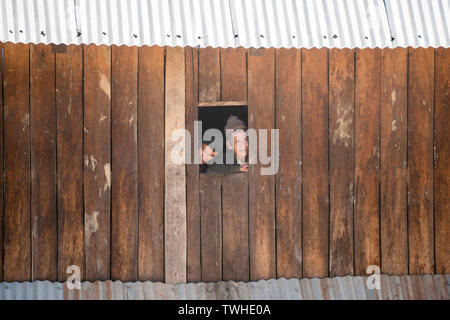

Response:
(111, 45), (138, 281)
(355, 48), (381, 275)
(329, 48), (355, 277)
(137, 46), (165, 281)
(0, 43), (3, 281)
(56, 45), (84, 281)
(198, 46), (223, 282)
(84, 45), (111, 281)
(199, 48), (220, 102)
(3, 43), (30, 281)
(248, 48), (276, 280)
(434, 48), (450, 274)
(185, 47), (201, 282)
(302, 48), (329, 278)
(222, 174), (248, 281)
(275, 48), (302, 279)
(408, 48), (434, 274)
(220, 47), (249, 281)
(200, 175), (222, 282)
(380, 48), (408, 275)
(221, 48), (247, 101)
(165, 47), (186, 283)
(30, 44), (57, 280)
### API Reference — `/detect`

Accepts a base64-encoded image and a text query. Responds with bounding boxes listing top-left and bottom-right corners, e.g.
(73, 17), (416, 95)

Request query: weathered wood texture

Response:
(380, 48), (408, 275)
(185, 47), (201, 282)
(199, 48), (220, 102)
(248, 48), (276, 280)
(434, 48), (450, 274)
(200, 175), (222, 282)
(1, 44), (448, 282)
(138, 46), (165, 281)
(111, 46), (139, 281)
(221, 48), (247, 101)
(164, 47), (186, 283)
(198, 46), (223, 283)
(302, 48), (329, 278)
(354, 49), (381, 276)
(3, 43), (31, 281)
(408, 48), (434, 274)
(83, 45), (111, 281)
(56, 45), (84, 281)
(0, 43), (3, 281)
(220, 47), (249, 282)
(275, 48), (302, 279)
(222, 173), (249, 281)
(329, 48), (354, 277)
(30, 44), (57, 281)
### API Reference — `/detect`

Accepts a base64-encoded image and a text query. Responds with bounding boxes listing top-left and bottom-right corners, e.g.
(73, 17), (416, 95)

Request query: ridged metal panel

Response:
(1, 0), (448, 48)
(1, 275), (448, 300)
(385, 0), (450, 48)
(0, 0), (234, 48)
(229, 0), (392, 48)
(0, 281), (64, 300)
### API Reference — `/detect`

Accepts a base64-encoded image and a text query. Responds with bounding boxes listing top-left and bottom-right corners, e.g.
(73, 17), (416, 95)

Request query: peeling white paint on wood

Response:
(85, 211), (99, 245)
(128, 113), (135, 128)
(84, 154), (98, 172)
(99, 73), (111, 99)
(392, 119), (397, 132)
(391, 89), (397, 105)
(103, 163), (111, 192)
(21, 113), (29, 131)
(333, 104), (352, 147)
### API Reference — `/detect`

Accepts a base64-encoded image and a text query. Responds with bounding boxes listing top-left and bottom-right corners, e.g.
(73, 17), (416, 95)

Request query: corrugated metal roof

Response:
(230, 0), (392, 48)
(385, 0), (450, 48)
(1, 274), (449, 300)
(0, 0), (448, 48)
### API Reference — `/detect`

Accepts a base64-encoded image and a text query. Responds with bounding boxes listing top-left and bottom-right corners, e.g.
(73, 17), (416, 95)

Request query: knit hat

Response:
(224, 115), (247, 132)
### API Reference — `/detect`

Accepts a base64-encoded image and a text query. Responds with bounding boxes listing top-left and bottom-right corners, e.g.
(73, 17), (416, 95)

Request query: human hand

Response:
(201, 144), (216, 164)
(239, 163), (248, 172)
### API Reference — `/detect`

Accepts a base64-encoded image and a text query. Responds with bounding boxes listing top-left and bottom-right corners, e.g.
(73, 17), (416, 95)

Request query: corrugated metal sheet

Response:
(1, 275), (448, 300)
(385, 0), (450, 48)
(0, 0), (448, 48)
(229, 0), (392, 48)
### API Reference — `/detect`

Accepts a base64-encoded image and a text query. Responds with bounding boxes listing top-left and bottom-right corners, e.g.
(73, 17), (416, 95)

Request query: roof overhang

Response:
(0, 0), (449, 49)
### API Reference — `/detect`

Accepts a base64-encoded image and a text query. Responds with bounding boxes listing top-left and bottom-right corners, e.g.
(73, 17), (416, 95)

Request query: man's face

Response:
(228, 129), (248, 162)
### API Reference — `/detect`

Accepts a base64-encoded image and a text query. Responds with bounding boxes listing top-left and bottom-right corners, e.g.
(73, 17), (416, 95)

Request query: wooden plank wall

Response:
(329, 49), (354, 276)
(0, 44), (448, 282)
(302, 48), (329, 278)
(138, 46), (165, 281)
(56, 45), (84, 281)
(83, 45), (111, 281)
(0, 43), (3, 282)
(164, 47), (186, 283)
(30, 44), (57, 281)
(190, 46), (450, 281)
(221, 48), (249, 282)
(3, 43), (31, 282)
(0, 43), (166, 282)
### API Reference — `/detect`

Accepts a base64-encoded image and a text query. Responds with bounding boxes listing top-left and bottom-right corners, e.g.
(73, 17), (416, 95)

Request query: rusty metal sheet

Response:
(1, 275), (448, 300)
